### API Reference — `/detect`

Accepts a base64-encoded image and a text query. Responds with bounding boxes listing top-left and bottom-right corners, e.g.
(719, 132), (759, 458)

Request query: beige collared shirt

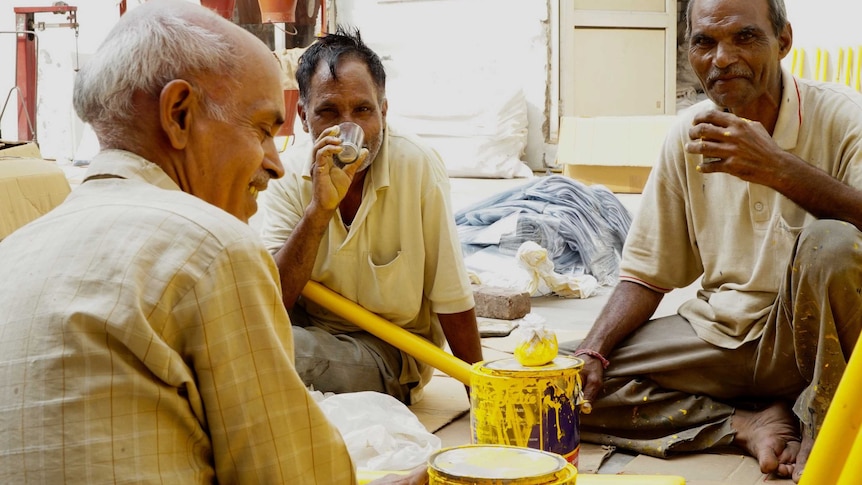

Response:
(260, 126), (475, 401)
(622, 67), (862, 348)
(0, 150), (355, 484)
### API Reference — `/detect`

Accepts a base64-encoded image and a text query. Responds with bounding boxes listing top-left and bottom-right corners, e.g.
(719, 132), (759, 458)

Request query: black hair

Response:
(296, 25), (386, 105)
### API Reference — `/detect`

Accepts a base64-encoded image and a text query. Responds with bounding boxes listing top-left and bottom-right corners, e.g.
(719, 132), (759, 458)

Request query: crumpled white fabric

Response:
(516, 241), (598, 298)
(310, 390), (441, 471)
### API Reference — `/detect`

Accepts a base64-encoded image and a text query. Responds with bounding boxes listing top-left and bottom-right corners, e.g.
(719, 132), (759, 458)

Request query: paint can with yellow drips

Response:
(428, 444), (577, 484)
(470, 356), (585, 466)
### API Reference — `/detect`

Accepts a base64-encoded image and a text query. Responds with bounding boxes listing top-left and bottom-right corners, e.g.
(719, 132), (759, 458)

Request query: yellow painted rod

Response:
(856, 46), (861, 92)
(798, 338), (862, 485)
(300, 280), (473, 385)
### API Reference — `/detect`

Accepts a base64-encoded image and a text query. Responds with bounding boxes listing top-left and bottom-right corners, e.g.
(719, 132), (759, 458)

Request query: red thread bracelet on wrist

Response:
(573, 349), (610, 369)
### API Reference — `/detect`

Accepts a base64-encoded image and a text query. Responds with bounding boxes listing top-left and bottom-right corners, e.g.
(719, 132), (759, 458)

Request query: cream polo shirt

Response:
(622, 66), (862, 349)
(260, 125), (475, 398)
(0, 150), (355, 484)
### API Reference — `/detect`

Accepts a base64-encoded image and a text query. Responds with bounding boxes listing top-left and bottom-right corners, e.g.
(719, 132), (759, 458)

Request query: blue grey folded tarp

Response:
(454, 175), (632, 285)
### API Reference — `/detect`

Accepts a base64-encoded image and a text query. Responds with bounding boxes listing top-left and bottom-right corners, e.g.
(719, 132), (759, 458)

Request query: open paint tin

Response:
(470, 356), (585, 466)
(428, 444), (577, 484)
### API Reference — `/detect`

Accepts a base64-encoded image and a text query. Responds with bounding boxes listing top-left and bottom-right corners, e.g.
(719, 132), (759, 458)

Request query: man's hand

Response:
(684, 108), (862, 229)
(685, 109), (789, 186)
(309, 124), (365, 212)
(577, 351), (606, 404)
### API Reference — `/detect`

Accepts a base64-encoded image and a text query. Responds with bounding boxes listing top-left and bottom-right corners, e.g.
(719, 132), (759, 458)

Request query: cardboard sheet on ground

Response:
(620, 452), (793, 485)
(578, 443), (617, 474)
(410, 374), (470, 434)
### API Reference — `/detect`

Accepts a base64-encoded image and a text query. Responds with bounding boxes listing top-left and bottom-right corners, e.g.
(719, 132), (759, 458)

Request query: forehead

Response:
(690, 0), (772, 34)
(230, 40), (284, 115)
(308, 58), (380, 102)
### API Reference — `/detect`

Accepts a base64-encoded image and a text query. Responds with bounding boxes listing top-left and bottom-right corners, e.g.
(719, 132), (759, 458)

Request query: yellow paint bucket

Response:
(428, 444), (577, 484)
(470, 357), (584, 466)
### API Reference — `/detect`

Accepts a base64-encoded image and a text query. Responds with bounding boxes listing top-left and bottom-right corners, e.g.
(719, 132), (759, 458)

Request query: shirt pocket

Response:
(757, 212), (806, 290)
(357, 250), (422, 321)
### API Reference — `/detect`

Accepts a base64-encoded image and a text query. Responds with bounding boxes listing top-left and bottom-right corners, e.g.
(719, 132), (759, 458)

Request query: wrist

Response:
(573, 348), (610, 369)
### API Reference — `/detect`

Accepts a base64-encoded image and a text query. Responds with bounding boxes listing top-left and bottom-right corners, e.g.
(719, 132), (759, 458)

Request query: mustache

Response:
(706, 66), (753, 83)
(250, 172), (271, 191)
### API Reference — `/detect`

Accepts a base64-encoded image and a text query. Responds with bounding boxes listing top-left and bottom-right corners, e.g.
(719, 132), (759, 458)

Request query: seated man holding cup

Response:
(259, 26), (483, 405)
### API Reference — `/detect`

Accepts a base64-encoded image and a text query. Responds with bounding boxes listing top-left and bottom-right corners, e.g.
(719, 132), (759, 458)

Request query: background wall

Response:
(0, 0), (859, 169)
(331, 0), (551, 174)
(782, 1), (862, 85)
(0, 0), (124, 161)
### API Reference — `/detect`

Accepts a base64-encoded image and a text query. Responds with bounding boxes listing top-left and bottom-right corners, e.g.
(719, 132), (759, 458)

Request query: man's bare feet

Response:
(790, 426), (815, 483)
(732, 401), (801, 478)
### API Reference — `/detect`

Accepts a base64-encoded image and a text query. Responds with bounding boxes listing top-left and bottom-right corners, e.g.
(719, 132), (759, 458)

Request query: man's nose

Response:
(263, 138), (285, 179)
(713, 42), (739, 69)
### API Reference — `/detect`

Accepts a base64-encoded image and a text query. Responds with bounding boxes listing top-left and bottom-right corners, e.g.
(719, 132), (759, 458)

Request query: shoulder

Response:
(385, 124), (449, 182)
(797, 77), (862, 122)
(77, 179), (265, 256)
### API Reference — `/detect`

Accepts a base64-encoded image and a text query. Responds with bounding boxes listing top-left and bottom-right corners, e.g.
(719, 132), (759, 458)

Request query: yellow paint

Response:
(428, 444), (577, 485)
(514, 329), (559, 367)
(815, 48), (829, 82)
(470, 357), (584, 466)
(815, 48), (822, 81)
(856, 46), (862, 92)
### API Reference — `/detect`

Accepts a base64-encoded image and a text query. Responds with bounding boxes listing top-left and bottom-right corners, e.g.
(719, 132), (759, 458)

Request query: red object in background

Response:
(258, 0), (297, 23)
(199, 0), (237, 20)
(14, 5), (78, 142)
(277, 89), (300, 137)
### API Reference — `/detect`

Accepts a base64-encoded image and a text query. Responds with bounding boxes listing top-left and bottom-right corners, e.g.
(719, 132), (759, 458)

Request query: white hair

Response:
(73, 4), (242, 144)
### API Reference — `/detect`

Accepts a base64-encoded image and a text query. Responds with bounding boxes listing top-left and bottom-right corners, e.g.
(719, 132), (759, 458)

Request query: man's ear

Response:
(160, 79), (195, 149)
(297, 101), (310, 133)
(777, 22), (793, 60)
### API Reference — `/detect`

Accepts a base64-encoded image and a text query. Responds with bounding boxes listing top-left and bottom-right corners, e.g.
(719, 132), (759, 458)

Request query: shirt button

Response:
(754, 202), (764, 211)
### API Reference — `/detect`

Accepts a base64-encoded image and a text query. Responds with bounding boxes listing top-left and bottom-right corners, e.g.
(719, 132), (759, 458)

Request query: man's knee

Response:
(794, 220), (862, 275)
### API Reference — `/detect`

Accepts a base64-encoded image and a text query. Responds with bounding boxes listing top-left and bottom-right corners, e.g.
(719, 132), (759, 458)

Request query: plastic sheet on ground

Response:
(311, 390), (442, 471)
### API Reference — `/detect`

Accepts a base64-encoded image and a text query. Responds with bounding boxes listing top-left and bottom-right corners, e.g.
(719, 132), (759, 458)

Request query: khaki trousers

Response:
(574, 220), (862, 457)
(288, 305), (413, 404)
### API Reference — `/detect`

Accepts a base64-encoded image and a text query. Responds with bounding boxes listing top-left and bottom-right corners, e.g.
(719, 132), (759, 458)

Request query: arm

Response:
(188, 239), (355, 483)
(576, 280), (664, 401)
(272, 200), (336, 310)
(272, 128), (364, 310)
(689, 109), (862, 229)
(438, 308), (484, 366)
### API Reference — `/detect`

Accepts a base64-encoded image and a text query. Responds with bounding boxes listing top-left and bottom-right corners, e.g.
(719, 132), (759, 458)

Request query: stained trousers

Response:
(288, 304), (413, 404)
(573, 220), (862, 457)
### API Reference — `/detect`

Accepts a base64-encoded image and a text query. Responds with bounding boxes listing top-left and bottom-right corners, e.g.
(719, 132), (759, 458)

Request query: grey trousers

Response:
(569, 220), (862, 457)
(288, 304), (413, 404)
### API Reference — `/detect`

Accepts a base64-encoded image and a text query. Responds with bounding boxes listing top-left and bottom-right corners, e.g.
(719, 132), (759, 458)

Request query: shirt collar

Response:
(772, 64), (802, 150)
(83, 149), (181, 191)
